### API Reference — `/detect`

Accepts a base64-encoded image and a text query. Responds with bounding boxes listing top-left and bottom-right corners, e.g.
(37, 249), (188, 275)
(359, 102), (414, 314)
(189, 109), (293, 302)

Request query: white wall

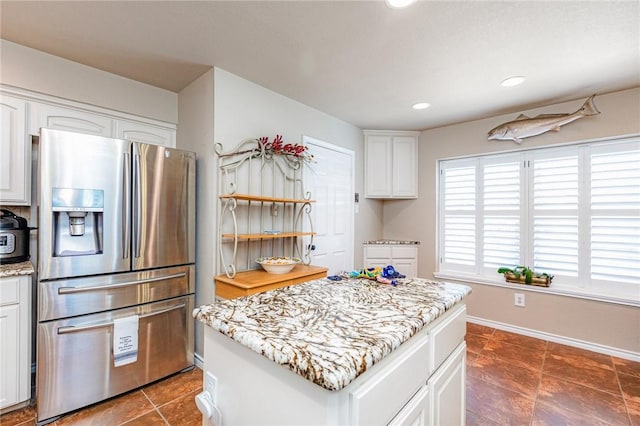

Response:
(384, 88), (640, 355)
(179, 67), (382, 357)
(177, 69), (215, 359)
(213, 68), (382, 272)
(0, 40), (177, 123)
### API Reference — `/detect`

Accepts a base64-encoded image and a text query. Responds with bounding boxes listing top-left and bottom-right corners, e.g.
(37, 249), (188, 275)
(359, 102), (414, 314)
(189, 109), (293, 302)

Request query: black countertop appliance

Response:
(0, 209), (32, 264)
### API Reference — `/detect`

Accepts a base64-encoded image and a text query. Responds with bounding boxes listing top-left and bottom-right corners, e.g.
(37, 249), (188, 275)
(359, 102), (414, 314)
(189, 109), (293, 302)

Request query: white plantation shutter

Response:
(530, 154), (580, 280)
(590, 143), (640, 285)
(438, 136), (640, 302)
(482, 159), (521, 271)
(440, 163), (476, 271)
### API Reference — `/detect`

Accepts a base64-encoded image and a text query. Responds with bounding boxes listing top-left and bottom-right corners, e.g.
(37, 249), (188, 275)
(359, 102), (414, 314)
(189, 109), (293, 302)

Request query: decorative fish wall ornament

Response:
(487, 94), (600, 144)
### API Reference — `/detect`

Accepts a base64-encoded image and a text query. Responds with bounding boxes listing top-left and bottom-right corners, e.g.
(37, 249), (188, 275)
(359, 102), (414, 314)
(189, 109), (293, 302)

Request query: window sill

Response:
(433, 272), (640, 308)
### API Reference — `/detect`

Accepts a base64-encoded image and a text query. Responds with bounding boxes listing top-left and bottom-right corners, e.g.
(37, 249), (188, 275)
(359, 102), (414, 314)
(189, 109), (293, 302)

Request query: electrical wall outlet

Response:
(514, 293), (525, 307)
(205, 371), (218, 404)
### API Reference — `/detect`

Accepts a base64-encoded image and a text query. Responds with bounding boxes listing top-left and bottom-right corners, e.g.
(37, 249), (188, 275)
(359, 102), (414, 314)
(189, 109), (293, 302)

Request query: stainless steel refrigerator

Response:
(36, 128), (196, 424)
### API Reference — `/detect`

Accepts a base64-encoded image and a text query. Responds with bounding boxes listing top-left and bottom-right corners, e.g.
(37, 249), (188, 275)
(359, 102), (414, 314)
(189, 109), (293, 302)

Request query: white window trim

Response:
(436, 135), (640, 306)
(434, 271), (640, 308)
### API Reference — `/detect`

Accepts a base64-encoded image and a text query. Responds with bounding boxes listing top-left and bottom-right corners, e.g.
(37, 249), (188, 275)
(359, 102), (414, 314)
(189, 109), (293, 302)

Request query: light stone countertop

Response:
(194, 277), (471, 391)
(0, 261), (35, 277)
(363, 240), (420, 245)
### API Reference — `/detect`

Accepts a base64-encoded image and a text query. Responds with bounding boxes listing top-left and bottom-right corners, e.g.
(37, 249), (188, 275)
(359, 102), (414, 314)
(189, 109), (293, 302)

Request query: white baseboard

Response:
(194, 352), (204, 370)
(467, 315), (640, 362)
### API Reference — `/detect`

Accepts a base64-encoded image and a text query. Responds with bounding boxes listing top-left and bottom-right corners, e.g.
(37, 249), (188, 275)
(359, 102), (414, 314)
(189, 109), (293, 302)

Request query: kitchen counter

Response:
(0, 261), (35, 277)
(194, 277), (470, 391)
(363, 239), (420, 245)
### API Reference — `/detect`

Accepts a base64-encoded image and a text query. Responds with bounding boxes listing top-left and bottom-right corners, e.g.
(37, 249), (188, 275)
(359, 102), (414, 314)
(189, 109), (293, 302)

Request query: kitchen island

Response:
(194, 276), (471, 425)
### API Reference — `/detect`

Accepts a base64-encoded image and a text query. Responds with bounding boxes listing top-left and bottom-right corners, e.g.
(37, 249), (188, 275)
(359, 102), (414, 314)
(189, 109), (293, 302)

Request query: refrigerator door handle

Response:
(123, 152), (131, 260)
(57, 272), (187, 294)
(56, 303), (186, 334)
(133, 149), (142, 259)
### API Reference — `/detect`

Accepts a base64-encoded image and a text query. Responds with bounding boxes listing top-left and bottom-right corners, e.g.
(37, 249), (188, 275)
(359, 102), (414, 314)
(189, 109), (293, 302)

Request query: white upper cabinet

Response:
(0, 95), (31, 205)
(115, 120), (175, 146)
(30, 102), (114, 137)
(364, 130), (419, 199)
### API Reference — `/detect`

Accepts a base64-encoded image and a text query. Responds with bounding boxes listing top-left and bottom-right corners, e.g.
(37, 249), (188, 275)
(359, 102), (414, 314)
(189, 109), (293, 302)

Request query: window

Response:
(438, 137), (640, 302)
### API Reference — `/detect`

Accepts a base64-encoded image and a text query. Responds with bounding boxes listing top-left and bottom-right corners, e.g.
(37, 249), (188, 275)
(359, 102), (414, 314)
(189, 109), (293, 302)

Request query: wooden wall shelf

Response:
(220, 193), (315, 204)
(221, 231), (315, 240)
(216, 139), (317, 279)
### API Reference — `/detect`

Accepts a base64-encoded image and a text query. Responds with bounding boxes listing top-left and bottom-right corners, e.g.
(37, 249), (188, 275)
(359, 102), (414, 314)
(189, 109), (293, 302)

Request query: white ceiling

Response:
(1, 1), (638, 131)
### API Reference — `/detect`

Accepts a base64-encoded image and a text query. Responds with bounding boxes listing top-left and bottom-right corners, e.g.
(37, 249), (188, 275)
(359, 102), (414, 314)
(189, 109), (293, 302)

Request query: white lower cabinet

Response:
(0, 275), (32, 412)
(388, 385), (430, 426)
(350, 332), (430, 425)
(364, 244), (418, 278)
(429, 343), (466, 426)
(202, 302), (467, 426)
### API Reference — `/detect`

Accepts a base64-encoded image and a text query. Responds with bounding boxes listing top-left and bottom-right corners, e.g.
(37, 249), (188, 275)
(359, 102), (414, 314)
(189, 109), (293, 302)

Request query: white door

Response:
(302, 136), (354, 275)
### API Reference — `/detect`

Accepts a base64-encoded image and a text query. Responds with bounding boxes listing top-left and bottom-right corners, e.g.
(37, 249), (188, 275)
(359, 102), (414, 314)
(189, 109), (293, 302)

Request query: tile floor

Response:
(0, 367), (203, 426)
(466, 322), (640, 425)
(2, 325), (639, 425)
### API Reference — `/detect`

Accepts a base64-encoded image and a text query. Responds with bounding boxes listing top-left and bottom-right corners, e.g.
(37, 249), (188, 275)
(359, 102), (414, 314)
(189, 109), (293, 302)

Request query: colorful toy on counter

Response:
(340, 265), (406, 286)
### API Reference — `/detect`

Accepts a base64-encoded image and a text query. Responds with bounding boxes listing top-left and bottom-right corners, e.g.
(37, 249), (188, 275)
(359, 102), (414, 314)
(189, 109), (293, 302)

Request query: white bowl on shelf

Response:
(256, 257), (301, 274)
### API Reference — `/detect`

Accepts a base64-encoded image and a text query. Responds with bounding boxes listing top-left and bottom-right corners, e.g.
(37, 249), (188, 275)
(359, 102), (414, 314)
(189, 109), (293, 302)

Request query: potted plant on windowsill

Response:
(497, 266), (553, 287)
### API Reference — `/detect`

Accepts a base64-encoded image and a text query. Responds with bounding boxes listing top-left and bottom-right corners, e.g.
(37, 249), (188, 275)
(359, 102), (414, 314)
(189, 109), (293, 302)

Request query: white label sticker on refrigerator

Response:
(113, 315), (139, 367)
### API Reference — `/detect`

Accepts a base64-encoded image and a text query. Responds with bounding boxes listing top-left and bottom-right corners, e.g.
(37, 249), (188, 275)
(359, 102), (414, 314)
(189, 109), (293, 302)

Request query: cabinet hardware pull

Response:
(58, 272), (186, 294)
(56, 303), (186, 334)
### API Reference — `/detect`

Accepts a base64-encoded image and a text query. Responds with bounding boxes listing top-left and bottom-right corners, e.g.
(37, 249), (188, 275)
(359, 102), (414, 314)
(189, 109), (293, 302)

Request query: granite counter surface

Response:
(194, 277), (471, 391)
(363, 239), (420, 245)
(0, 261), (35, 277)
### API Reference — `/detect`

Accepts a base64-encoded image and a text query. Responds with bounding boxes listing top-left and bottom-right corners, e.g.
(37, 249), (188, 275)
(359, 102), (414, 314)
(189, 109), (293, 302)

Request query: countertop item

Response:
(0, 260), (35, 277)
(194, 277), (470, 391)
(363, 239), (420, 245)
(215, 264), (328, 299)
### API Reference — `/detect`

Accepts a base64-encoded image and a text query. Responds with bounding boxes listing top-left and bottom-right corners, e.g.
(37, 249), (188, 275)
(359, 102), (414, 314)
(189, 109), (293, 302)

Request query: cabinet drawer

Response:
(350, 332), (430, 425)
(429, 304), (466, 373)
(37, 295), (194, 421)
(0, 276), (21, 305)
(390, 246), (417, 259)
(364, 245), (391, 259)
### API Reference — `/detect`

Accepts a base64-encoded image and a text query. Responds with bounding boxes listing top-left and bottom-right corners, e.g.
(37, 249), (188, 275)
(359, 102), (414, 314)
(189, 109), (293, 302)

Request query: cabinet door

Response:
(0, 95), (30, 205)
(0, 275), (32, 410)
(391, 246), (418, 277)
(364, 135), (392, 198)
(388, 385), (430, 426)
(30, 102), (114, 137)
(429, 343), (466, 426)
(115, 120), (175, 147)
(392, 135), (418, 198)
(349, 332), (430, 425)
(394, 259), (417, 278)
(0, 303), (20, 409)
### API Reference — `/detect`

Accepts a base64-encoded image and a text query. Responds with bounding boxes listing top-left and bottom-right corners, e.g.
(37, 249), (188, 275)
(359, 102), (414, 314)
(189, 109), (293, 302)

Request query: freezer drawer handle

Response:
(57, 303), (186, 335)
(57, 272), (187, 294)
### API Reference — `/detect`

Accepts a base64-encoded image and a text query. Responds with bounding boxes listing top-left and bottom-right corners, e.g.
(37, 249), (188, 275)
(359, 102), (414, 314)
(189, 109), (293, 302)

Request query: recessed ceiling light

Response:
(385, 0), (417, 9)
(412, 102), (431, 110)
(500, 76), (527, 87)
